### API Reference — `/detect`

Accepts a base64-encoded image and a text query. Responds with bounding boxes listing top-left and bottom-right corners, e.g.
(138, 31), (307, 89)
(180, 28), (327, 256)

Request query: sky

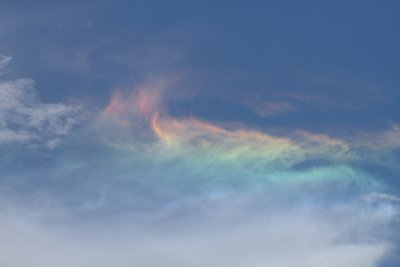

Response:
(0, 1), (400, 266)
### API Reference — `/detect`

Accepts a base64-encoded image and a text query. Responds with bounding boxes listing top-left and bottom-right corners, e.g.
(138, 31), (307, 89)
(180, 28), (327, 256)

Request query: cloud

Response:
(0, 73), (399, 266)
(0, 58), (81, 148)
(252, 100), (296, 117)
(0, 192), (396, 267)
(361, 124), (400, 151)
(363, 192), (400, 204)
(0, 54), (12, 74)
(89, 78), (400, 192)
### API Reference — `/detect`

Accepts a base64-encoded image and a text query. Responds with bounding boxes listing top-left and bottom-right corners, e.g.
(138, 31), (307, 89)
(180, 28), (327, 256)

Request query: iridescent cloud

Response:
(94, 78), (398, 191)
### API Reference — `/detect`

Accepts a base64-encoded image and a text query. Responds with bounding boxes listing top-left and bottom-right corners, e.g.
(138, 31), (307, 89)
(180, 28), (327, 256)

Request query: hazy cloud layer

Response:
(0, 192), (397, 267)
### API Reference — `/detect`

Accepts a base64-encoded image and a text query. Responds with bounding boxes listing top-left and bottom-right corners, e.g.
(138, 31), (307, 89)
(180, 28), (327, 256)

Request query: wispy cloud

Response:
(0, 57), (81, 148)
(0, 54), (12, 74)
(252, 100), (296, 117)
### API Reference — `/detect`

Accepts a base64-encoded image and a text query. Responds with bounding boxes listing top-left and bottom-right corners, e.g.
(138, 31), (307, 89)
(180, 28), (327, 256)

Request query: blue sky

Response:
(0, 1), (400, 266)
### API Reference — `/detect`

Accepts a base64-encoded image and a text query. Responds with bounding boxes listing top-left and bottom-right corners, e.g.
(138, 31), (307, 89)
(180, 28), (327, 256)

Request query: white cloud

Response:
(0, 55), (12, 72)
(0, 58), (81, 147)
(0, 193), (396, 267)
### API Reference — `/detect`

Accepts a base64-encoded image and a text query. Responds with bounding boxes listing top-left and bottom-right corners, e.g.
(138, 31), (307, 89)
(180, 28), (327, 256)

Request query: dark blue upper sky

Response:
(1, 0), (399, 133)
